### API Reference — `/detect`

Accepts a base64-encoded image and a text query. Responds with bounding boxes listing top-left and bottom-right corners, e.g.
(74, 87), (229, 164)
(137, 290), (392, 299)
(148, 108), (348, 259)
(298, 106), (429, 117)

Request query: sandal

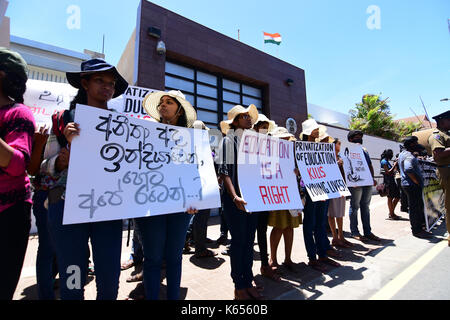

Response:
(194, 249), (217, 259)
(319, 257), (341, 267)
(308, 260), (327, 272)
(260, 266), (280, 282)
(126, 271), (143, 283)
(388, 213), (401, 220)
(351, 234), (368, 242)
(121, 259), (135, 271)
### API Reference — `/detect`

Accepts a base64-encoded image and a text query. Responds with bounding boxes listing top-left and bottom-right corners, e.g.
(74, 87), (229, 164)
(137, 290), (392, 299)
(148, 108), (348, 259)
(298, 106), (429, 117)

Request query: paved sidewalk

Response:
(13, 195), (447, 300)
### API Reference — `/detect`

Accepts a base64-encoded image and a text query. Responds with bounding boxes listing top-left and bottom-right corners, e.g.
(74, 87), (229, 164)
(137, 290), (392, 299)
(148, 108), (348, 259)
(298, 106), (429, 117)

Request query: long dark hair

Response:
(69, 75), (91, 110)
(0, 67), (27, 104)
(381, 149), (393, 160)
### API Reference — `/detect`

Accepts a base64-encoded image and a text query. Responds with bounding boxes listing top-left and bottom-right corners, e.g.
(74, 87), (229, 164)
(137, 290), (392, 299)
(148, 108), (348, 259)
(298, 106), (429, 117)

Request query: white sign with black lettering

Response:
(63, 104), (221, 225)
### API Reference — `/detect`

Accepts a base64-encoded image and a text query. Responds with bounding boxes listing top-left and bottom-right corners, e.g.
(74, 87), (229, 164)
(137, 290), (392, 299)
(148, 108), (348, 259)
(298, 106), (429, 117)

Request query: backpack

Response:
(51, 109), (75, 148)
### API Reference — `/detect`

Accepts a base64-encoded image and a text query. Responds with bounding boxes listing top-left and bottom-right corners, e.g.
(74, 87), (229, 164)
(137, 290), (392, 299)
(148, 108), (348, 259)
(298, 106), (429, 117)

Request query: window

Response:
(165, 61), (264, 127)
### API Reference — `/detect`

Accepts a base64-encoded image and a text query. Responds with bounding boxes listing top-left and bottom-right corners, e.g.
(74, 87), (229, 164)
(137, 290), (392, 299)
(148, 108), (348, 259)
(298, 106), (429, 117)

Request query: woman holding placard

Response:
(300, 119), (341, 272)
(219, 104), (262, 300)
(267, 127), (302, 273)
(139, 90), (199, 300)
(328, 138), (353, 248)
(40, 58), (129, 300)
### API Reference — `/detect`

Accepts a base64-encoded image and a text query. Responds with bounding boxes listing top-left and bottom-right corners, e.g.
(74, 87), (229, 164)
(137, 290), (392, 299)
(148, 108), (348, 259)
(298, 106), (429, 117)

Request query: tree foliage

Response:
(349, 94), (421, 141)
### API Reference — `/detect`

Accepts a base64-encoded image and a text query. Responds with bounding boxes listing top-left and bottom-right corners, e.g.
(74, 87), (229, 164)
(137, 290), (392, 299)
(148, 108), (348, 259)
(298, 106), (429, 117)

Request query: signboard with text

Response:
(295, 141), (350, 202)
(340, 144), (373, 187)
(237, 130), (303, 212)
(63, 104), (221, 225)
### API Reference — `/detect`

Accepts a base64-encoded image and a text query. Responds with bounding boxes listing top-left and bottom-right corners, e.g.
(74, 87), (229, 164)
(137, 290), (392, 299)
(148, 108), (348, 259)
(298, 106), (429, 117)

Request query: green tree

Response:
(349, 94), (421, 141)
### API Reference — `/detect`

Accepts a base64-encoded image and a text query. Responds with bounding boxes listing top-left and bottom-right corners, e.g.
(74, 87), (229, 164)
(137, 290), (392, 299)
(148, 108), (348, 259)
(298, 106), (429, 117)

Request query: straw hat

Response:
(193, 120), (210, 131)
(219, 104), (259, 134)
(270, 126), (295, 139)
(142, 90), (197, 128)
(253, 114), (276, 133)
(299, 118), (320, 140)
(317, 125), (334, 143)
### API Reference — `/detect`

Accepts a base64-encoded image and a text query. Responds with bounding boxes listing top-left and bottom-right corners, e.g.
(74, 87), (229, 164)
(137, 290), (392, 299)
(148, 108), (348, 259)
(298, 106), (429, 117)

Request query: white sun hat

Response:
(219, 104), (259, 135)
(253, 114), (276, 133)
(142, 90), (197, 128)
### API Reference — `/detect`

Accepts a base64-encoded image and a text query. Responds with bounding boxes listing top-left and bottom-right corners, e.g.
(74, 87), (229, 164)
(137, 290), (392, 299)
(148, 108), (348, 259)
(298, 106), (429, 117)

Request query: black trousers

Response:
(0, 201), (31, 300)
(256, 211), (269, 267)
(403, 185), (426, 234)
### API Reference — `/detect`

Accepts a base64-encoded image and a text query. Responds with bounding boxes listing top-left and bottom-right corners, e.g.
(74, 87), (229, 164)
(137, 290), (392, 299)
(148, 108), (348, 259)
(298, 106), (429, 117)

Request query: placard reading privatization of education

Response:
(237, 130), (303, 212)
(295, 141), (350, 202)
(63, 104), (221, 225)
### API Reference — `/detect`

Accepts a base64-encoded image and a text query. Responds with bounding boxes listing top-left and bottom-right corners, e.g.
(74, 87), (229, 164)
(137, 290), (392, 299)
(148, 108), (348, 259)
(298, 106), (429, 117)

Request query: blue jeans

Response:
(47, 200), (123, 300)
(302, 194), (330, 260)
(32, 190), (57, 300)
(348, 186), (373, 237)
(130, 219), (144, 264)
(223, 195), (258, 290)
(135, 213), (192, 300)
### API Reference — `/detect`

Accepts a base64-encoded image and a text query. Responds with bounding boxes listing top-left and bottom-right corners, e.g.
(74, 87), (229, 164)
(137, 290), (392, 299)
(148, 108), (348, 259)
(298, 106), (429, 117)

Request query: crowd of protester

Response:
(1, 49), (449, 301)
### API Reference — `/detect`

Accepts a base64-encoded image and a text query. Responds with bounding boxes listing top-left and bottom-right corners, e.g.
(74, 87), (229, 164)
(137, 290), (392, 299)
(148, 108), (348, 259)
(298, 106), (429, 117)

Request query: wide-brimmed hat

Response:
(0, 47), (28, 81)
(318, 125), (334, 143)
(220, 104), (259, 134)
(253, 114), (276, 133)
(142, 90), (197, 128)
(193, 120), (210, 131)
(270, 126), (295, 139)
(66, 58), (128, 98)
(299, 118), (320, 139)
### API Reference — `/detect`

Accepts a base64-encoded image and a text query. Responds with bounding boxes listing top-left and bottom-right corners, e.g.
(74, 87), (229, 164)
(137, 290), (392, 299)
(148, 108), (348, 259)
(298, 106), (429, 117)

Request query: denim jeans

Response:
(223, 195), (258, 290)
(47, 200), (122, 300)
(193, 209), (211, 253)
(0, 201), (31, 300)
(302, 194), (329, 261)
(403, 185), (426, 234)
(130, 219), (144, 264)
(32, 190), (57, 300)
(348, 186), (373, 237)
(135, 212), (192, 300)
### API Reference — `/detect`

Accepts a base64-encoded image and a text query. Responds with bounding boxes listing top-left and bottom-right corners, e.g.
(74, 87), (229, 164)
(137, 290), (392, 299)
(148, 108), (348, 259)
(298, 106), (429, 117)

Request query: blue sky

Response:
(7, 0), (450, 120)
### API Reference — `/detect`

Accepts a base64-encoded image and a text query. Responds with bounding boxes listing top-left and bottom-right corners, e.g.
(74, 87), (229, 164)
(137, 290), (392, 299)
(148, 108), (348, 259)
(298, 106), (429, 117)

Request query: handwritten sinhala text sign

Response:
(295, 141), (350, 202)
(237, 130), (303, 212)
(63, 104), (221, 225)
(340, 144), (373, 187)
(23, 79), (77, 127)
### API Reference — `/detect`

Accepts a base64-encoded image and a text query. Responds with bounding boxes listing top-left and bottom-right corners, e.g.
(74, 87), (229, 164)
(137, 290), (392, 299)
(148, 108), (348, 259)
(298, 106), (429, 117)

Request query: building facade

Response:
(118, 0), (308, 132)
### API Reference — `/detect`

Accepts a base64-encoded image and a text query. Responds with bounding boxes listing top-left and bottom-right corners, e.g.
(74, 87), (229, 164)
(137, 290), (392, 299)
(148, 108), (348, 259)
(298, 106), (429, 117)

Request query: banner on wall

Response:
(340, 144), (373, 187)
(237, 130), (303, 212)
(294, 141), (350, 202)
(63, 104), (221, 225)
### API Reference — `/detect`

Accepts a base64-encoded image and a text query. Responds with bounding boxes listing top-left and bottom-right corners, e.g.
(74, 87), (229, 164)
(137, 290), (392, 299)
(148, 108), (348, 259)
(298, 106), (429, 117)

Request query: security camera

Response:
(156, 41), (166, 55)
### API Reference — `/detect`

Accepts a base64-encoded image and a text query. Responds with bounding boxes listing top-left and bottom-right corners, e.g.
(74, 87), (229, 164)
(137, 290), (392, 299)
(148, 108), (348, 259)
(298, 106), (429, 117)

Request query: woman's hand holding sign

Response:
(64, 122), (80, 145)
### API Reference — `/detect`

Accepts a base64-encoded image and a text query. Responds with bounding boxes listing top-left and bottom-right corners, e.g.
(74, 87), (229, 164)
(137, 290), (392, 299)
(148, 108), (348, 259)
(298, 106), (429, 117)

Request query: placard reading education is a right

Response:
(295, 141), (350, 202)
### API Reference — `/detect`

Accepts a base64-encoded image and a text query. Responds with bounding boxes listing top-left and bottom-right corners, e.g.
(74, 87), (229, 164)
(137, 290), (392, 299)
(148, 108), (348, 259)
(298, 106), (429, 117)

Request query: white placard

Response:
(340, 144), (373, 187)
(23, 80), (156, 127)
(23, 79), (76, 127)
(63, 104), (221, 225)
(294, 141), (350, 202)
(237, 130), (303, 212)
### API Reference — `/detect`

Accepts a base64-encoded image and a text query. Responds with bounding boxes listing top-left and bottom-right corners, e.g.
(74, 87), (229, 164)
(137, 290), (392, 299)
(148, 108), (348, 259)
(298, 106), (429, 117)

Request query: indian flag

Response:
(264, 32), (282, 45)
